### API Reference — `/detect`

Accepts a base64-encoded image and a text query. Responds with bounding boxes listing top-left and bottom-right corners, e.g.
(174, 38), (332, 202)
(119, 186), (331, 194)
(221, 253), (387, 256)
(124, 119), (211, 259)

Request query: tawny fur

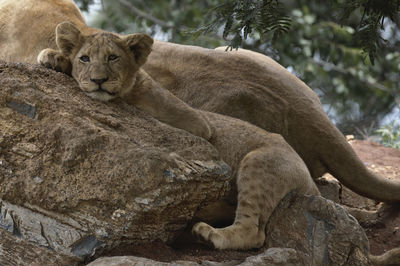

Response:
(1, 0), (399, 204)
(56, 31), (322, 249)
(39, 21), (212, 140)
(8, 15), (322, 250)
(1, 0), (400, 258)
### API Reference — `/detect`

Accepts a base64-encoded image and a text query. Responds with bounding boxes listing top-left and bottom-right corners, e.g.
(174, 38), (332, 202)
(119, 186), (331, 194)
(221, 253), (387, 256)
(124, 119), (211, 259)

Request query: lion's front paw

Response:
(37, 48), (71, 74)
(192, 221), (265, 250)
(192, 222), (226, 249)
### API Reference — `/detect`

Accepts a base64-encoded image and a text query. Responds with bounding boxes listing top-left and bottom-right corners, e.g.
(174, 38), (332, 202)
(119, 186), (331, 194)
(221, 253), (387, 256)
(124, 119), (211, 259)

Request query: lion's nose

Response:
(90, 77), (109, 85)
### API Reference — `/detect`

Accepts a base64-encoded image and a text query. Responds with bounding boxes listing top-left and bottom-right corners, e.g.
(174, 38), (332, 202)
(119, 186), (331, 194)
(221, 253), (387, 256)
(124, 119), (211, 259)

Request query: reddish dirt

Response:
(102, 140), (400, 262)
(349, 140), (400, 256)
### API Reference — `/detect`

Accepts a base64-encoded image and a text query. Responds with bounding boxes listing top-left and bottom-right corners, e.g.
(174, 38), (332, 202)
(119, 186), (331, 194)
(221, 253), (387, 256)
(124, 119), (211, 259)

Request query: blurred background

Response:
(75, 0), (399, 147)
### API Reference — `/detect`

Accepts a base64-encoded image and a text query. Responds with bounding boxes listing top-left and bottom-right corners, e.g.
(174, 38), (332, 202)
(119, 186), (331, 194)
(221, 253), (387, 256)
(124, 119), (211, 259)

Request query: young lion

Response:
(2, 1), (400, 260)
(2, 0), (400, 205)
(39, 21), (321, 250)
(37, 25), (212, 140)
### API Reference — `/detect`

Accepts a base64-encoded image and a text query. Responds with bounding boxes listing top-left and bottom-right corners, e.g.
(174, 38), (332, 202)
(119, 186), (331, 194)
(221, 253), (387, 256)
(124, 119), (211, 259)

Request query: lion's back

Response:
(0, 0), (85, 63)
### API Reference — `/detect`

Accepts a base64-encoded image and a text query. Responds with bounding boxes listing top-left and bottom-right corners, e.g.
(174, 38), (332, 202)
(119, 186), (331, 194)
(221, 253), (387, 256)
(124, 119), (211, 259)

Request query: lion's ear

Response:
(124, 33), (154, 66)
(56, 22), (82, 55)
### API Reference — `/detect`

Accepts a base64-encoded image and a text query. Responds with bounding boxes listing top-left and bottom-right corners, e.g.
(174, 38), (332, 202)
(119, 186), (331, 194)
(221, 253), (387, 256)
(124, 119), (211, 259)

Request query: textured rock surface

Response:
(265, 193), (371, 265)
(237, 248), (301, 266)
(0, 62), (231, 260)
(315, 176), (341, 203)
(89, 195), (370, 266)
(87, 248), (301, 266)
(0, 228), (81, 266)
(87, 256), (198, 266)
(0, 62), (375, 265)
(317, 174), (377, 210)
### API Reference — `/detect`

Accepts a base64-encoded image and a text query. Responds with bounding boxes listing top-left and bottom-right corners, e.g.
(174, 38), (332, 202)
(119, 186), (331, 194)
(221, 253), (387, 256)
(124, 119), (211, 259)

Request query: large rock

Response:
(265, 193), (371, 265)
(87, 256), (199, 266)
(0, 62), (231, 261)
(0, 62), (373, 265)
(88, 195), (371, 266)
(87, 248), (301, 266)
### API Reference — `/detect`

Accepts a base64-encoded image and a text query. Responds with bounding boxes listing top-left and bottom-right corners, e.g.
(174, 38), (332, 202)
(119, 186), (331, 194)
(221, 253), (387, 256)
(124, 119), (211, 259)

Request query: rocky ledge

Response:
(0, 62), (372, 265)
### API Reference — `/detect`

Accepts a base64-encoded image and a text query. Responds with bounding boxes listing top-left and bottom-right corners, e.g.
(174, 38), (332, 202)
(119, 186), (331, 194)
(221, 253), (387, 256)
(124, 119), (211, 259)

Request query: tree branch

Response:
(311, 58), (396, 97)
(116, 0), (223, 41)
(117, 0), (174, 29)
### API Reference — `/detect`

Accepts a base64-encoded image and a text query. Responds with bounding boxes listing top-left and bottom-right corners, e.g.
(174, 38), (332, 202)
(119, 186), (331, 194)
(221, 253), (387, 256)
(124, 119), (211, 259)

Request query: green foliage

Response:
(88, 0), (225, 47)
(75, 0), (94, 11)
(190, 0), (400, 64)
(338, 0), (400, 64)
(262, 3), (400, 134)
(376, 121), (400, 149)
(191, 0), (291, 48)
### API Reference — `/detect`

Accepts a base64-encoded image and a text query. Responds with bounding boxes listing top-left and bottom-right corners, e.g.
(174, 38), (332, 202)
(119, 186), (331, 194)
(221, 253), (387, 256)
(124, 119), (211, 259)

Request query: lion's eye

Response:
(108, 55), (119, 61)
(79, 55), (90, 63)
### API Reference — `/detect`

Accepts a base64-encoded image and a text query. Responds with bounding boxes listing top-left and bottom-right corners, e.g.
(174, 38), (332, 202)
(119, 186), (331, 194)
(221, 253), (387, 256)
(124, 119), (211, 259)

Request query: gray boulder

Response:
(87, 248), (301, 266)
(89, 194), (371, 266)
(0, 62), (373, 265)
(0, 62), (231, 261)
(265, 193), (371, 265)
(87, 256), (199, 266)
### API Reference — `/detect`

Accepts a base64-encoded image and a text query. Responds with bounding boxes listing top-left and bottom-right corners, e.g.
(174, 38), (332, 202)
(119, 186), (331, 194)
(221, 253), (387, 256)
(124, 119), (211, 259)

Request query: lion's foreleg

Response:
(192, 146), (319, 250)
(127, 71), (212, 140)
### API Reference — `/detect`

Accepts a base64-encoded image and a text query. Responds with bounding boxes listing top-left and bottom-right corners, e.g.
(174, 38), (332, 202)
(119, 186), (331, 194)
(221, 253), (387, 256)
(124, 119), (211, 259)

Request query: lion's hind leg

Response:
(192, 145), (319, 250)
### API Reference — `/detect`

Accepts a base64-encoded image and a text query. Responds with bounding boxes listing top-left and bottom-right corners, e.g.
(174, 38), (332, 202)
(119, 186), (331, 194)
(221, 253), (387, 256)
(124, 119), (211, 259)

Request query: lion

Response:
(0, 0), (212, 140)
(1, 0), (399, 205)
(1, 0), (400, 261)
(36, 20), (322, 250)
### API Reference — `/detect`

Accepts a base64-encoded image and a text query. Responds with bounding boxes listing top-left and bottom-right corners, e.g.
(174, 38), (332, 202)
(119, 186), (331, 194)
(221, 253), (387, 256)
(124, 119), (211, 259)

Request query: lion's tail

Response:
(318, 115), (400, 202)
(216, 45), (400, 202)
(369, 247), (400, 265)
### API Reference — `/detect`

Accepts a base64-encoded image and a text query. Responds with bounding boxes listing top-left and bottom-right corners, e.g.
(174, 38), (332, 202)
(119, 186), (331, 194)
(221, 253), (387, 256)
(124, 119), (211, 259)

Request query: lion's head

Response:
(55, 22), (153, 101)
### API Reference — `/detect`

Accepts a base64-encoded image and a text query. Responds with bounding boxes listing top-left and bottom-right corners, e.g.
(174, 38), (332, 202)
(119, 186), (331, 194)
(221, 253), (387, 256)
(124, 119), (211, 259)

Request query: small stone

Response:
(239, 248), (300, 266)
(12, 147), (33, 158)
(164, 169), (176, 182)
(71, 235), (104, 259)
(134, 198), (151, 205)
(11, 143), (39, 158)
(393, 227), (399, 234)
(7, 100), (37, 119)
(111, 209), (126, 220)
(33, 176), (43, 184)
